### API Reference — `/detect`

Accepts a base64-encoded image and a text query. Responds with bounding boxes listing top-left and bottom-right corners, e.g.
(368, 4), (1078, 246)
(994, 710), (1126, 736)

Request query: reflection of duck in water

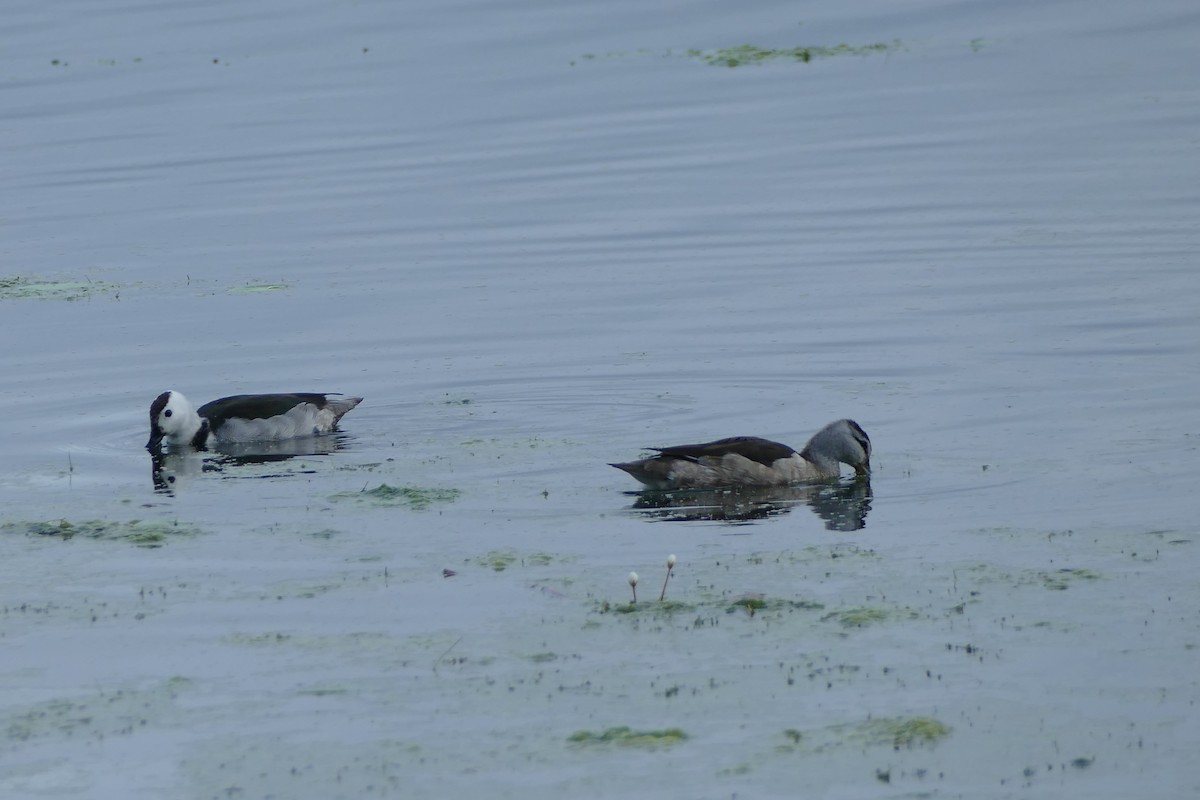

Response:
(149, 434), (348, 494)
(150, 449), (203, 493)
(611, 419), (870, 490)
(629, 479), (873, 530)
(146, 391), (362, 451)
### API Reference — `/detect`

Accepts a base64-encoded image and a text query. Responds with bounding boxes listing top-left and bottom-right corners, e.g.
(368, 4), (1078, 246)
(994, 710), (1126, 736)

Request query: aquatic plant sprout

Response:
(660, 554), (676, 601)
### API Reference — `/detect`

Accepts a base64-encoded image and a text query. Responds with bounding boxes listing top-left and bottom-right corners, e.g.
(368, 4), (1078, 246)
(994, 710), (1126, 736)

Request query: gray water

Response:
(2, 1), (1198, 797)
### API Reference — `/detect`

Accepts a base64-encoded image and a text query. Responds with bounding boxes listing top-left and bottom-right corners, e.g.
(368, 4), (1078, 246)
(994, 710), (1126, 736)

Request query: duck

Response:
(611, 418), (870, 490)
(146, 390), (363, 450)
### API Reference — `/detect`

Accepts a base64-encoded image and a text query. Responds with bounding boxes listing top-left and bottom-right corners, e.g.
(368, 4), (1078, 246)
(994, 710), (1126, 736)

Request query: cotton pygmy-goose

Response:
(146, 390), (362, 450)
(611, 418), (870, 490)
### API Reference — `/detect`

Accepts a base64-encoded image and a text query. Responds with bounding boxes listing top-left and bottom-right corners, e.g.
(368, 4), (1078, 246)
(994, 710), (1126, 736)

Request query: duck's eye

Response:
(164, 410), (173, 418)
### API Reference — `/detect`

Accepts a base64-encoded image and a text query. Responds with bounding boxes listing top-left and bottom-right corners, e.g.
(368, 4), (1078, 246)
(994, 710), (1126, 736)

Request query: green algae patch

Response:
(227, 632), (295, 646)
(478, 549), (518, 571)
(731, 595), (768, 612)
(5, 677), (192, 743)
(848, 716), (951, 749)
(822, 606), (916, 628)
(595, 594), (814, 617)
(576, 41), (904, 68)
(228, 283), (290, 294)
(601, 599), (695, 615)
(335, 462), (386, 473)
(472, 550), (564, 572)
(726, 595), (824, 616)
(568, 726), (688, 748)
(784, 716), (950, 754)
(1041, 568), (1100, 591)
(330, 483), (461, 510)
(960, 562), (1102, 592)
(3, 518), (202, 548)
(0, 275), (118, 301)
(688, 41), (901, 67)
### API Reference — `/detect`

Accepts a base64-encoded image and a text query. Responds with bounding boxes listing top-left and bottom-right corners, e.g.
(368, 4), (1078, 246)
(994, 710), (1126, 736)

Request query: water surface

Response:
(2, 1), (1198, 797)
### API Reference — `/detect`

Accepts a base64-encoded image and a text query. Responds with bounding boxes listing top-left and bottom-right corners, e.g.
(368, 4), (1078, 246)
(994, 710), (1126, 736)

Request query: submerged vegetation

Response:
(596, 593), (823, 618)
(959, 561), (1103, 591)
(0, 275), (117, 301)
(688, 41), (901, 67)
(227, 283), (290, 294)
(1041, 568), (1100, 591)
(474, 549), (556, 572)
(3, 518), (201, 548)
(330, 483), (461, 510)
(604, 599), (695, 615)
(726, 595), (825, 617)
(5, 677), (192, 743)
(568, 726), (688, 748)
(577, 40), (904, 68)
(781, 716), (951, 753)
(820, 606), (912, 628)
(840, 716), (951, 749)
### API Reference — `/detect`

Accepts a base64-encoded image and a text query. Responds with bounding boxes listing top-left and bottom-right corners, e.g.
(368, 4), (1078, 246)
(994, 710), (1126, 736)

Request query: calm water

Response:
(2, 0), (1198, 797)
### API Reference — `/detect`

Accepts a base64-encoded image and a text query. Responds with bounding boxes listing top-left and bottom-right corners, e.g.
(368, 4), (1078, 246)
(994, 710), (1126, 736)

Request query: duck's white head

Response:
(146, 390), (204, 450)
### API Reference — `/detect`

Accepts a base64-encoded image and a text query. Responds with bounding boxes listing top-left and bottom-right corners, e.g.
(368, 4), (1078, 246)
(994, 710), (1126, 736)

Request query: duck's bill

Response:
(854, 462), (871, 478)
(146, 430), (163, 450)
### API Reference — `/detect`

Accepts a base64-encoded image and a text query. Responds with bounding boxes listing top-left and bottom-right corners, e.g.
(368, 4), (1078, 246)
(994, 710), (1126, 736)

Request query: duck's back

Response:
(200, 394), (362, 443)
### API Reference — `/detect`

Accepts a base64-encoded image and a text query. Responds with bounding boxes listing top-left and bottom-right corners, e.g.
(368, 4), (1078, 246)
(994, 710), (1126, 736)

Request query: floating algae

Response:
(726, 595), (824, 616)
(471, 549), (560, 572)
(227, 283), (290, 294)
(330, 483), (461, 510)
(783, 716), (951, 753)
(1041, 568), (1101, 591)
(848, 716), (951, 749)
(568, 726), (688, 748)
(821, 606), (919, 628)
(596, 593), (816, 616)
(0, 275), (117, 301)
(603, 599), (695, 615)
(687, 41), (901, 68)
(575, 40), (904, 69)
(3, 518), (202, 548)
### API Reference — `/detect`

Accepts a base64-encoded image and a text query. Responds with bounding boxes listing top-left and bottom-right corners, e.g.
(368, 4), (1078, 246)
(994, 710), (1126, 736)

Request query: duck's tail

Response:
(611, 458), (673, 489)
(325, 395), (363, 423)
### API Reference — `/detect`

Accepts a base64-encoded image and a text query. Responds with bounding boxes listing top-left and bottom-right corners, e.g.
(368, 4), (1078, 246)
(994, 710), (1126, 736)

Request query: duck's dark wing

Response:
(652, 436), (796, 467)
(197, 393), (335, 426)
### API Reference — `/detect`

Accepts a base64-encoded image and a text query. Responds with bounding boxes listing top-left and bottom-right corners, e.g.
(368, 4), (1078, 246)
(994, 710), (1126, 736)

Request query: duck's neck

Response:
(800, 449), (842, 479)
(168, 407), (205, 446)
